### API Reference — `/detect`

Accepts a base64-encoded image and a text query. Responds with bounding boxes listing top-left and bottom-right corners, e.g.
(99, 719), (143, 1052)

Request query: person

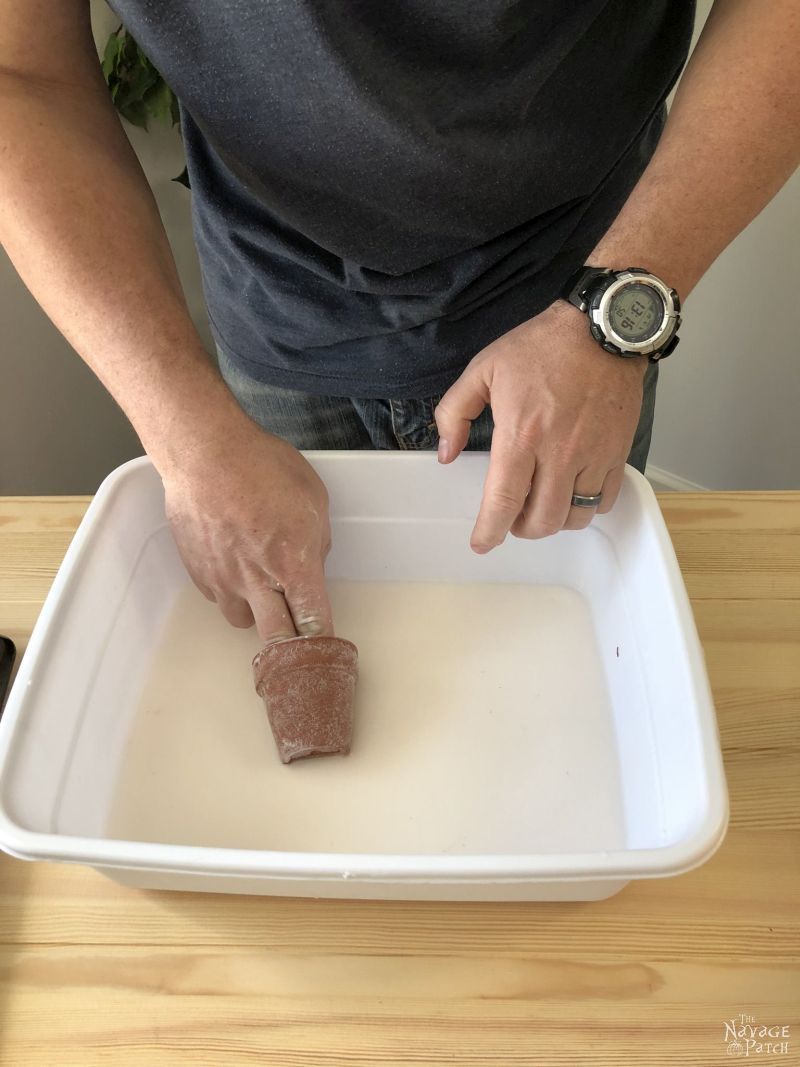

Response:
(1, 1), (798, 646)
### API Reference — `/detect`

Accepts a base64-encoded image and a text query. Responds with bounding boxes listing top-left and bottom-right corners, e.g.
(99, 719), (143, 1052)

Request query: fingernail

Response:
(296, 618), (325, 636)
(438, 438), (450, 463)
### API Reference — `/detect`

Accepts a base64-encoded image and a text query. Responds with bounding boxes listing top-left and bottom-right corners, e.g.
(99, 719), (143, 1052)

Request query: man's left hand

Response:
(434, 299), (647, 552)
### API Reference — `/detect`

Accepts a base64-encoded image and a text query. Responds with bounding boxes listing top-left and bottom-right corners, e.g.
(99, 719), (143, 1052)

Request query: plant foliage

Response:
(101, 26), (189, 187)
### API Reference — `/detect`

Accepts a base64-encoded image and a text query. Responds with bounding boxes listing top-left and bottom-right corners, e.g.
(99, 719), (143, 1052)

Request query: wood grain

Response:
(0, 492), (798, 1066)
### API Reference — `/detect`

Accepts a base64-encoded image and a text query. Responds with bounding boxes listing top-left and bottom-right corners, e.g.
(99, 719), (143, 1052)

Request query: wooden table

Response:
(0, 493), (797, 1066)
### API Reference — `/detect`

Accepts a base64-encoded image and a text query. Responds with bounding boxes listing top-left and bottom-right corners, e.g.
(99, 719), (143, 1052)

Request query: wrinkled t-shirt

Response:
(107, 0), (696, 397)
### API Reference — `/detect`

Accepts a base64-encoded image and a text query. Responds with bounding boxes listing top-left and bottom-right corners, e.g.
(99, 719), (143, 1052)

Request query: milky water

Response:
(106, 580), (625, 855)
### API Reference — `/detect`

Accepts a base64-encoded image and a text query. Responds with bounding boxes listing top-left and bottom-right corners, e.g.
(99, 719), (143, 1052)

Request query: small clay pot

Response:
(252, 636), (358, 764)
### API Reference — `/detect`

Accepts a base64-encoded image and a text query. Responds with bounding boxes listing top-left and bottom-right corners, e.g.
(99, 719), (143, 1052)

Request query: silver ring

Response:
(571, 492), (603, 509)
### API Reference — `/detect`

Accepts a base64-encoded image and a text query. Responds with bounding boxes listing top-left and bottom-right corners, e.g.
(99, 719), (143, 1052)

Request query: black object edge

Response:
(0, 636), (17, 717)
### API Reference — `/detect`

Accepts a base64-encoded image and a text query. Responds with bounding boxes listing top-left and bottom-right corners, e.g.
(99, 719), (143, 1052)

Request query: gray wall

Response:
(1, 0), (798, 494)
(650, 168), (800, 490)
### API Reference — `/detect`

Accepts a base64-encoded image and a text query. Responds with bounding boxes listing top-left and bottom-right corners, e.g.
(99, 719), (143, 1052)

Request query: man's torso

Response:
(107, 0), (696, 395)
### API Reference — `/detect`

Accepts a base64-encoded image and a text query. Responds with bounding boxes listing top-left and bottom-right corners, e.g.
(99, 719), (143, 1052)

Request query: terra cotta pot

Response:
(252, 635), (358, 764)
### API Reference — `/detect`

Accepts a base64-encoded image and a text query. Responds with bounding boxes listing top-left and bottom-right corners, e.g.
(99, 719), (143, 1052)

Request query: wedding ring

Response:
(571, 492), (603, 508)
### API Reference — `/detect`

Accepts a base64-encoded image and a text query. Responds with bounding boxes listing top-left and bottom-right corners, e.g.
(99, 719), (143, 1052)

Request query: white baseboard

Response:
(645, 464), (709, 492)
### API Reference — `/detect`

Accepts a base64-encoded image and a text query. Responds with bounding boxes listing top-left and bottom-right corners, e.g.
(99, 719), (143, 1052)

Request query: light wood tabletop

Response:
(0, 492), (797, 1066)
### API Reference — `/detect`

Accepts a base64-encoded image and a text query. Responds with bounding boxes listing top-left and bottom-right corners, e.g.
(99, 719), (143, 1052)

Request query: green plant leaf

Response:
(101, 25), (179, 132)
(121, 30), (141, 70)
(101, 32), (124, 80)
(144, 78), (173, 124)
(131, 63), (158, 100)
(119, 99), (149, 128)
(114, 64), (158, 127)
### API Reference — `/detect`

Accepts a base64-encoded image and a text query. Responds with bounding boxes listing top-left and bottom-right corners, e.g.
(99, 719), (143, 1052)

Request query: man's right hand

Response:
(0, 6), (331, 638)
(162, 417), (334, 645)
(0, 5), (337, 647)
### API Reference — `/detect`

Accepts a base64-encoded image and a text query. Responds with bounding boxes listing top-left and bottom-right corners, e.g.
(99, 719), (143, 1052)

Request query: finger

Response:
(192, 576), (217, 602)
(434, 367), (489, 463)
(510, 482), (534, 539)
(215, 590), (256, 630)
(563, 466), (608, 531)
(171, 539), (217, 602)
(248, 584), (298, 645)
(511, 462), (574, 539)
(470, 425), (537, 552)
(597, 465), (625, 515)
(284, 558), (335, 638)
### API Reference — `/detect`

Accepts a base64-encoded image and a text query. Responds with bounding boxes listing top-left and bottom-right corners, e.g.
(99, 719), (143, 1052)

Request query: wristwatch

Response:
(562, 265), (681, 361)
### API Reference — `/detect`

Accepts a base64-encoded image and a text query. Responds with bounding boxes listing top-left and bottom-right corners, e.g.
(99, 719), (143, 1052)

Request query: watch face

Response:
(609, 283), (664, 343)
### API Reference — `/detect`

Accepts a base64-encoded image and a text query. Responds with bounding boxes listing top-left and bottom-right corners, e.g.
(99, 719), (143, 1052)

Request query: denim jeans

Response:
(216, 345), (658, 473)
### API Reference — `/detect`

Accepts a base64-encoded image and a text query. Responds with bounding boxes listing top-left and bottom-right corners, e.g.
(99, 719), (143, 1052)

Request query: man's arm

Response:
(0, 0), (334, 641)
(435, 0), (800, 550)
(589, 0), (800, 295)
(0, 0), (235, 470)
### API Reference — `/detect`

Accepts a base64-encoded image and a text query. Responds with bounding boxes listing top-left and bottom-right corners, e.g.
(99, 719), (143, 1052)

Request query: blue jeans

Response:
(216, 345), (658, 473)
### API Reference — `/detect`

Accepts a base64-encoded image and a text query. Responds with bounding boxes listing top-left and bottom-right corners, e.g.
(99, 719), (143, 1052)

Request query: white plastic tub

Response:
(0, 454), (727, 901)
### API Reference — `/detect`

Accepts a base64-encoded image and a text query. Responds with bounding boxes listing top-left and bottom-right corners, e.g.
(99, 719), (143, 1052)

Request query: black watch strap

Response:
(562, 265), (613, 313)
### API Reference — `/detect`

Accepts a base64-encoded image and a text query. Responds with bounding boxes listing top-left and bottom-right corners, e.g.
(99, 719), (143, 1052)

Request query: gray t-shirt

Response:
(108, 0), (695, 397)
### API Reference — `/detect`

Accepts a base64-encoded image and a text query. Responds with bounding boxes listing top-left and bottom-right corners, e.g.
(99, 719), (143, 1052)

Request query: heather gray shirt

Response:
(108, 0), (695, 397)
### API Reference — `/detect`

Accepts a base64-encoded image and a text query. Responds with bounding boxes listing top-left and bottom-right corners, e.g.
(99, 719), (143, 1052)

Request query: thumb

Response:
(434, 365), (489, 463)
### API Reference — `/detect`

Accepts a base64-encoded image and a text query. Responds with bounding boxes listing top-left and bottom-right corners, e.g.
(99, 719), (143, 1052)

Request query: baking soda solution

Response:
(106, 580), (625, 855)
